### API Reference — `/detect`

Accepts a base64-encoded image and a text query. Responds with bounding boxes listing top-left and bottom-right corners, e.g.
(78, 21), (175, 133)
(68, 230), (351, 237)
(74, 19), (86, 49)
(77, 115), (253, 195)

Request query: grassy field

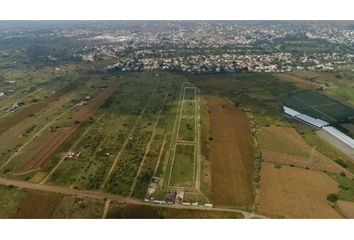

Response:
(181, 101), (195, 116)
(0, 186), (104, 218)
(0, 185), (28, 218)
(169, 144), (195, 188)
(177, 117), (196, 142)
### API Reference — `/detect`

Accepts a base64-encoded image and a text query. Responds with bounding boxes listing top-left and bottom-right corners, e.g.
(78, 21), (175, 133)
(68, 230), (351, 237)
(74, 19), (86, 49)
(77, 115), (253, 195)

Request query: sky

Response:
(1, 0), (354, 20)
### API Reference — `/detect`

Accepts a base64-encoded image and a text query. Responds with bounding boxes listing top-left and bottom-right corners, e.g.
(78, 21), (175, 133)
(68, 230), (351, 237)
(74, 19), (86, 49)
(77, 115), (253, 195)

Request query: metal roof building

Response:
(322, 126), (354, 149)
(283, 106), (329, 128)
(283, 105), (354, 149)
(283, 106), (301, 117)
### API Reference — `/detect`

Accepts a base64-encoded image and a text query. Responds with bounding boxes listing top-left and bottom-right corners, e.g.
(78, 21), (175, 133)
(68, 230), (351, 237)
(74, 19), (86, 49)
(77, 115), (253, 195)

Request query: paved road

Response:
(0, 177), (267, 219)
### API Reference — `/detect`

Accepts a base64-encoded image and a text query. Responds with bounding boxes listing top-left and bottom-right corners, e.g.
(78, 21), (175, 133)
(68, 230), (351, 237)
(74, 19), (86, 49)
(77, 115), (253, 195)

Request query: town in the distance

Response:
(0, 21), (353, 219)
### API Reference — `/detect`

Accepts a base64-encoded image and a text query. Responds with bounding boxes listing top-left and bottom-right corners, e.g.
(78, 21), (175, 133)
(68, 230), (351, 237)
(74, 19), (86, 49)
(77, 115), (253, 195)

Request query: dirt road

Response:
(0, 177), (267, 219)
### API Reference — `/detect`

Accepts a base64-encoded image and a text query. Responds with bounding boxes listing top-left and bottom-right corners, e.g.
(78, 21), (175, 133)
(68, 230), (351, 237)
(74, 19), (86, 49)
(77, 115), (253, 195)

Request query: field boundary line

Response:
(161, 82), (186, 189)
(102, 199), (111, 218)
(167, 84), (199, 189)
(40, 114), (106, 185)
(166, 83), (188, 188)
(100, 79), (161, 190)
(0, 88), (43, 113)
(0, 104), (77, 171)
(129, 83), (170, 196)
(153, 135), (166, 176)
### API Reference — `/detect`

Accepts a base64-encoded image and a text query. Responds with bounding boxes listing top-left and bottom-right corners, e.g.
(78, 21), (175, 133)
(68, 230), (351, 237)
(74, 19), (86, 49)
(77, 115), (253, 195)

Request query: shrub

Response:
(335, 159), (348, 169)
(274, 163), (282, 169)
(327, 193), (338, 203)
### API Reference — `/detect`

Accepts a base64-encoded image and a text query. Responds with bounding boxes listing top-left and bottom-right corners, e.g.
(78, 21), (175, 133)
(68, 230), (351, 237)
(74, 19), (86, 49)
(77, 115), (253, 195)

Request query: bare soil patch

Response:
(258, 126), (345, 173)
(16, 192), (61, 218)
(14, 127), (76, 172)
(337, 200), (354, 218)
(207, 95), (254, 208)
(29, 171), (48, 183)
(256, 162), (342, 218)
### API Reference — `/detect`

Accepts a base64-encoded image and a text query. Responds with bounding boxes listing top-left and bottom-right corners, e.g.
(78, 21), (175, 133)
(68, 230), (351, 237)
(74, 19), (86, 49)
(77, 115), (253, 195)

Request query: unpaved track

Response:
(129, 84), (170, 196)
(100, 80), (161, 189)
(102, 199), (111, 219)
(0, 104), (77, 171)
(153, 135), (166, 176)
(40, 114), (106, 184)
(0, 177), (267, 219)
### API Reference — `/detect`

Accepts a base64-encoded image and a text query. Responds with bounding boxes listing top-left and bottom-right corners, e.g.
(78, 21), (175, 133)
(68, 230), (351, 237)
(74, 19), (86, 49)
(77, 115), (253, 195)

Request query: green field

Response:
(169, 144), (195, 188)
(177, 117), (196, 142)
(184, 87), (196, 100)
(182, 101), (195, 116)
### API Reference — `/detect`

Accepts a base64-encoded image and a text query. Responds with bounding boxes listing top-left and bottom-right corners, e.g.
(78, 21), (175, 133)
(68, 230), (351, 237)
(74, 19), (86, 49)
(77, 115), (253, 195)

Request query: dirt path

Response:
(129, 84), (170, 196)
(100, 80), (161, 189)
(0, 177), (267, 218)
(0, 104), (77, 171)
(40, 114), (106, 185)
(153, 135), (166, 176)
(0, 88), (43, 113)
(102, 199), (111, 219)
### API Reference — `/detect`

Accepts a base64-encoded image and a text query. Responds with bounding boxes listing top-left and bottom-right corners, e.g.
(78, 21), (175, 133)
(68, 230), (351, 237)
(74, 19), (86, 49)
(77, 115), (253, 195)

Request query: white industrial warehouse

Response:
(283, 106), (354, 149)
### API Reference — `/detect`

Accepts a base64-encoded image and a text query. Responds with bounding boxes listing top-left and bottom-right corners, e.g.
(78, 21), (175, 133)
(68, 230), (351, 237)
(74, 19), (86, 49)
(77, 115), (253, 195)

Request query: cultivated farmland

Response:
(207, 95), (254, 208)
(255, 162), (342, 218)
(257, 126), (345, 173)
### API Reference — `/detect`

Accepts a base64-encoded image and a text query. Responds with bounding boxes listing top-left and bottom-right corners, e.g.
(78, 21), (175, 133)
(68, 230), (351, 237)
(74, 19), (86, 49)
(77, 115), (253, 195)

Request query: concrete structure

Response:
(283, 106), (354, 150)
(322, 126), (354, 149)
(283, 106), (329, 128)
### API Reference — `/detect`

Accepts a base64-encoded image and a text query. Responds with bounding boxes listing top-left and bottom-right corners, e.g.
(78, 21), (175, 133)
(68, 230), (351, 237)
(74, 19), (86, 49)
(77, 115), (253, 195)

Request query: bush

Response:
(327, 193), (338, 203)
(274, 163), (282, 169)
(335, 159), (348, 169)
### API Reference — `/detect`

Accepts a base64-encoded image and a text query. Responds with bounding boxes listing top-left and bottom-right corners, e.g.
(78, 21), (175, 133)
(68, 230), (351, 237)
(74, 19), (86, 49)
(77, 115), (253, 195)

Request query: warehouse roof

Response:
(322, 126), (354, 149)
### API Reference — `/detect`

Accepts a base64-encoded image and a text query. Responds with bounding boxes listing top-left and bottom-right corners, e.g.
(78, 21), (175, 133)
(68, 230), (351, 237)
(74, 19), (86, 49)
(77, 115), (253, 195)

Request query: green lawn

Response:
(177, 117), (195, 142)
(329, 173), (354, 202)
(181, 101), (195, 116)
(169, 144), (195, 188)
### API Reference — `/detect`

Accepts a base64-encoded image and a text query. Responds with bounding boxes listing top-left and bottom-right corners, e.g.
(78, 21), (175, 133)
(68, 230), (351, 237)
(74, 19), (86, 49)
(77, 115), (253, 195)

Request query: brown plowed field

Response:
(69, 81), (119, 123)
(207, 95), (254, 208)
(0, 81), (80, 135)
(256, 162), (342, 218)
(16, 192), (61, 218)
(257, 126), (344, 173)
(15, 127), (77, 172)
(0, 102), (48, 134)
(14, 81), (119, 172)
(337, 200), (354, 218)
